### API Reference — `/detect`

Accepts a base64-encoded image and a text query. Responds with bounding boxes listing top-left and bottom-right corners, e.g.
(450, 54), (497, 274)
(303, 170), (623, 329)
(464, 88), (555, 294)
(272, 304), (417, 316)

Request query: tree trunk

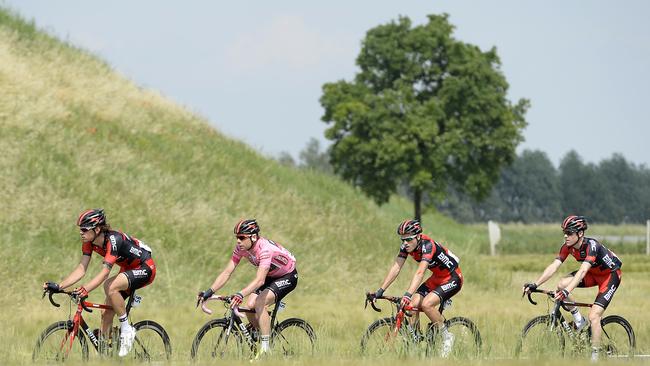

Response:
(414, 188), (422, 222)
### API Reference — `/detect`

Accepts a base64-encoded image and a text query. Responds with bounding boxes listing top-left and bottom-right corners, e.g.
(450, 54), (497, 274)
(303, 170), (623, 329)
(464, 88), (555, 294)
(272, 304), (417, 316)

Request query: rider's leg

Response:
(589, 304), (606, 349)
(254, 289), (276, 352)
(420, 291), (443, 326)
(101, 275), (119, 337)
(557, 275), (586, 326)
(107, 273), (130, 330)
(407, 293), (423, 326)
(245, 293), (259, 328)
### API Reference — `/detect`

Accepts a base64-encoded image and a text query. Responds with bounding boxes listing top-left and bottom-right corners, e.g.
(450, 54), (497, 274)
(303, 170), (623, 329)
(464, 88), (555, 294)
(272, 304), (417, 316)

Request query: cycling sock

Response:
(440, 325), (450, 338)
(118, 314), (130, 332)
(570, 308), (584, 323)
(260, 335), (270, 352)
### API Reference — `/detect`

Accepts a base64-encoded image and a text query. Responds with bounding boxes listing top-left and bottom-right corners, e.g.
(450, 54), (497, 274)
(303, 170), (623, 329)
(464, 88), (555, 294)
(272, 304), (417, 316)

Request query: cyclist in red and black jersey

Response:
(523, 215), (622, 361)
(41, 209), (156, 357)
(373, 219), (462, 357)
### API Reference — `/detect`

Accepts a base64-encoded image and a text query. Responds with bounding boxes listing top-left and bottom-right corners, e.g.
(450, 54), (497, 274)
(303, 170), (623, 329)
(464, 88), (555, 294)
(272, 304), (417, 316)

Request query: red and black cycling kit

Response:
(82, 230), (156, 295)
(398, 234), (463, 302)
(556, 237), (622, 309)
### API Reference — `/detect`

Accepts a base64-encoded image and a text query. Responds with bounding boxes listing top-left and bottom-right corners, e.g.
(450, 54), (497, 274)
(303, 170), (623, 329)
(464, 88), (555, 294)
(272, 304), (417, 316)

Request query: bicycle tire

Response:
(128, 320), (172, 361)
(190, 318), (246, 360)
(599, 315), (635, 358)
(272, 317), (316, 357)
(360, 317), (413, 356)
(516, 314), (565, 358)
(432, 316), (482, 358)
(32, 321), (89, 362)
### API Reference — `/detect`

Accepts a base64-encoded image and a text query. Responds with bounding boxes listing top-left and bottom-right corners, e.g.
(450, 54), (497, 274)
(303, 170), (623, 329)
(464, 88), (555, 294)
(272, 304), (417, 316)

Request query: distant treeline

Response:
(280, 141), (650, 224)
(436, 150), (650, 224)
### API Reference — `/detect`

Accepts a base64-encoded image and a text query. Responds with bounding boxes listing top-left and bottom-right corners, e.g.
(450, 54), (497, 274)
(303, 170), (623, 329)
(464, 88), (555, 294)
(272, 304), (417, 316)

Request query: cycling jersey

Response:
(231, 237), (296, 278)
(82, 230), (153, 271)
(556, 237), (622, 276)
(398, 234), (461, 278)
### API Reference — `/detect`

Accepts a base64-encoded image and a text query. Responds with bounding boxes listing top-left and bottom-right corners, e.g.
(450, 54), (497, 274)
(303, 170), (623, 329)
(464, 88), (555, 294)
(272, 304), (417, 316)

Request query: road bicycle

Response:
(33, 288), (171, 361)
(360, 293), (481, 358)
(190, 294), (316, 361)
(516, 288), (635, 358)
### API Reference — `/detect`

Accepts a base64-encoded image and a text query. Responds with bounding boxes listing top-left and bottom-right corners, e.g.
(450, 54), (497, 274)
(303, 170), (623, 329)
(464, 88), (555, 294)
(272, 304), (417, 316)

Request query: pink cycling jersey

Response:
(231, 237), (296, 278)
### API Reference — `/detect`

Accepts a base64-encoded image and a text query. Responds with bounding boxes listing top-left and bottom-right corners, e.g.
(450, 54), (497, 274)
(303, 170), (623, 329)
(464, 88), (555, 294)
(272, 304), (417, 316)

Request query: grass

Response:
(1, 6), (649, 365)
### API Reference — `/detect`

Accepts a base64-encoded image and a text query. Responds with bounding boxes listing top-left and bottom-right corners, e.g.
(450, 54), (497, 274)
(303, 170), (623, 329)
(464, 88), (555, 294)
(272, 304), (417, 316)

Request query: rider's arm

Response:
(379, 256), (406, 291)
(533, 259), (563, 286)
(239, 265), (270, 297)
(59, 254), (92, 289)
(563, 261), (591, 293)
(405, 259), (428, 295)
(208, 259), (238, 293)
(80, 262), (112, 292)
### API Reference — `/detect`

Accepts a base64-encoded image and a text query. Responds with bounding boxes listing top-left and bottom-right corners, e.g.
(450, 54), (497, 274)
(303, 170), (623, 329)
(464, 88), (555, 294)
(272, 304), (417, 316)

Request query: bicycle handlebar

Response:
(42, 289), (94, 313)
(524, 288), (593, 309)
(365, 292), (415, 314)
(199, 295), (247, 318)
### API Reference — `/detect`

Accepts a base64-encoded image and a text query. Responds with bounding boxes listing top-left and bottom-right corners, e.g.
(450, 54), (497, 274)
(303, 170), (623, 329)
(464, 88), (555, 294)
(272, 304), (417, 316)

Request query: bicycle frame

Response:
(200, 295), (284, 348)
(526, 288), (592, 336)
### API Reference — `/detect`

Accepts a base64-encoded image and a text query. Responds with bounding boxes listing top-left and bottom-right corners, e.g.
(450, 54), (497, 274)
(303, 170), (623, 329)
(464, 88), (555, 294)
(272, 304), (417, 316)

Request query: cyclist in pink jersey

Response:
(198, 219), (298, 357)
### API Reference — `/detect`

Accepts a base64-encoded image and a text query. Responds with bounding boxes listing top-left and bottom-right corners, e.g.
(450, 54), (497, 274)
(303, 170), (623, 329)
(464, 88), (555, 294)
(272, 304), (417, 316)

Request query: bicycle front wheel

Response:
(427, 317), (481, 358)
(516, 315), (565, 358)
(600, 315), (635, 358)
(272, 318), (316, 357)
(32, 321), (89, 362)
(129, 320), (172, 361)
(360, 317), (411, 356)
(191, 318), (246, 361)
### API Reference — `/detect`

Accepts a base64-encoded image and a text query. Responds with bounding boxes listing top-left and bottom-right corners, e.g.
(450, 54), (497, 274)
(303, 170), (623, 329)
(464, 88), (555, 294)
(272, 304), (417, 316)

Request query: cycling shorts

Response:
(569, 269), (621, 309)
(119, 258), (156, 298)
(416, 268), (463, 303)
(255, 269), (298, 302)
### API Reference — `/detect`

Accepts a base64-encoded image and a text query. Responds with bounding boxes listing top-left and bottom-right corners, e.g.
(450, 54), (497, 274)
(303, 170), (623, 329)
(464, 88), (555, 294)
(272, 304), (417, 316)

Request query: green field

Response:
(1, 8), (648, 365)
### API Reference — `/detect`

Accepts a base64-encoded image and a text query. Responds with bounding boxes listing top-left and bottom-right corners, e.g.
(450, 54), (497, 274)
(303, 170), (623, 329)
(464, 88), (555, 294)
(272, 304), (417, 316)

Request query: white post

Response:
(488, 220), (501, 256)
(646, 220), (649, 256)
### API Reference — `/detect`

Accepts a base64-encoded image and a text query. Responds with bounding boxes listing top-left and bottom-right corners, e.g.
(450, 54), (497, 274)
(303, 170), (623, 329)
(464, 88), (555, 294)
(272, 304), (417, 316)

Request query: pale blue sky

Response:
(4, 1), (649, 167)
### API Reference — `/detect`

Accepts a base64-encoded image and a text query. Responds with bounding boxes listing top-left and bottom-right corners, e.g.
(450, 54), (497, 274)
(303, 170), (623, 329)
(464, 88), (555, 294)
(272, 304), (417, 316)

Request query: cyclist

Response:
(372, 219), (462, 357)
(42, 209), (156, 357)
(523, 215), (622, 361)
(198, 219), (298, 359)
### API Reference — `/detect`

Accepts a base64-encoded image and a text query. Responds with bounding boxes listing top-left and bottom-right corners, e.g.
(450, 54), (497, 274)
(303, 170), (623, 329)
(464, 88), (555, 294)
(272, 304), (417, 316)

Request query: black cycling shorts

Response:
(255, 269), (298, 302)
(119, 259), (156, 298)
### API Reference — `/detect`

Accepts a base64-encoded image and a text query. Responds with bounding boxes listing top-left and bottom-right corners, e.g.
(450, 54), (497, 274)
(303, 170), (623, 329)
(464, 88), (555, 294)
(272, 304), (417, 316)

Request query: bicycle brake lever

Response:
(527, 292), (537, 306)
(48, 292), (60, 307)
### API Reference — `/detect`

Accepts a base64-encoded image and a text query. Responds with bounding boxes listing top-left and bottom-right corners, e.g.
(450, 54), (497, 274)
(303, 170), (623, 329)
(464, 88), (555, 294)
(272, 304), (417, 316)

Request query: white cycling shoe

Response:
(440, 332), (455, 358)
(118, 325), (136, 357)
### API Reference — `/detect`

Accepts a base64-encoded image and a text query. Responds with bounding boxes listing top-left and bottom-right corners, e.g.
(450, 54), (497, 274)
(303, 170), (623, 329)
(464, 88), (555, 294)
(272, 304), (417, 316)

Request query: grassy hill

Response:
(1, 8), (648, 365)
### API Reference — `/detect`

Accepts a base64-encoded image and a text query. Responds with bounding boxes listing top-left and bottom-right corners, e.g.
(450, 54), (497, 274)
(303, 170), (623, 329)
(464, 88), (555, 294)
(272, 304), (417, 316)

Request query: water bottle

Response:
(277, 301), (286, 312)
(132, 294), (142, 307)
(443, 299), (453, 310)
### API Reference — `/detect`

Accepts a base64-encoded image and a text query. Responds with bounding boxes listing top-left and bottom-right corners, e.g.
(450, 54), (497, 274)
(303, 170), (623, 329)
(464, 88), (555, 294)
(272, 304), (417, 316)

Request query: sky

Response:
(4, 1), (649, 167)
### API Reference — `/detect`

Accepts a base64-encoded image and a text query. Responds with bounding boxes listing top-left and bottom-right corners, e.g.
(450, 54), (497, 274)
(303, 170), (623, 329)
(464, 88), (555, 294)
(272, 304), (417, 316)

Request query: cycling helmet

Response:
(77, 209), (106, 229)
(234, 219), (260, 235)
(561, 215), (588, 233)
(397, 219), (422, 236)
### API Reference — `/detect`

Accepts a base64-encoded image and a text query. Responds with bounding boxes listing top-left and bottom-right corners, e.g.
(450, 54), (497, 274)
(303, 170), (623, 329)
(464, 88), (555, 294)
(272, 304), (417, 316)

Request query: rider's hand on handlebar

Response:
(522, 282), (537, 295)
(43, 282), (61, 293)
(197, 288), (214, 305)
(229, 292), (244, 309)
(400, 292), (412, 308)
(554, 288), (570, 302)
(72, 286), (89, 299)
(373, 288), (384, 299)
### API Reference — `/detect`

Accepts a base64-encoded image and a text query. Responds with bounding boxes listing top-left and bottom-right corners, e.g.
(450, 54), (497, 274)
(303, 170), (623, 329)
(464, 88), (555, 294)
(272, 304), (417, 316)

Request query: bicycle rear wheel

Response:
(128, 320), (172, 361)
(360, 317), (412, 356)
(191, 318), (247, 361)
(426, 317), (481, 358)
(32, 321), (89, 362)
(272, 318), (316, 357)
(516, 315), (565, 358)
(600, 315), (635, 358)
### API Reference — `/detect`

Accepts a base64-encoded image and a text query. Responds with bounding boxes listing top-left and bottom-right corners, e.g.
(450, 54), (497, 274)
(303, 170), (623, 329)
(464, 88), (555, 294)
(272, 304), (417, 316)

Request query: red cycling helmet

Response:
(77, 209), (106, 230)
(234, 219), (260, 235)
(561, 215), (588, 233)
(397, 219), (422, 236)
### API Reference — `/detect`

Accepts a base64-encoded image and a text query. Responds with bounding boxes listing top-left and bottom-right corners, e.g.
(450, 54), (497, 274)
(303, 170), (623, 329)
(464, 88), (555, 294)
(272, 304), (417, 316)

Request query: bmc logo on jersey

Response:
(129, 247), (142, 257)
(437, 252), (454, 268)
(109, 235), (117, 251)
(441, 281), (457, 292)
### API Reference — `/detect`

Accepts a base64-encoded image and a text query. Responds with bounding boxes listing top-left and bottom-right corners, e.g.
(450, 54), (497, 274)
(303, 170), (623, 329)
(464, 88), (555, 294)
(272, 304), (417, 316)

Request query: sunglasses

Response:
(563, 230), (577, 235)
(80, 227), (94, 233)
(400, 235), (417, 242)
(236, 235), (250, 241)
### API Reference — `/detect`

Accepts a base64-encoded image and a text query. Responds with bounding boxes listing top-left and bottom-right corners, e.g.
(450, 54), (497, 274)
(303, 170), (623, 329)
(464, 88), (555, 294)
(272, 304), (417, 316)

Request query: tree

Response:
(298, 138), (333, 174)
(320, 14), (528, 220)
